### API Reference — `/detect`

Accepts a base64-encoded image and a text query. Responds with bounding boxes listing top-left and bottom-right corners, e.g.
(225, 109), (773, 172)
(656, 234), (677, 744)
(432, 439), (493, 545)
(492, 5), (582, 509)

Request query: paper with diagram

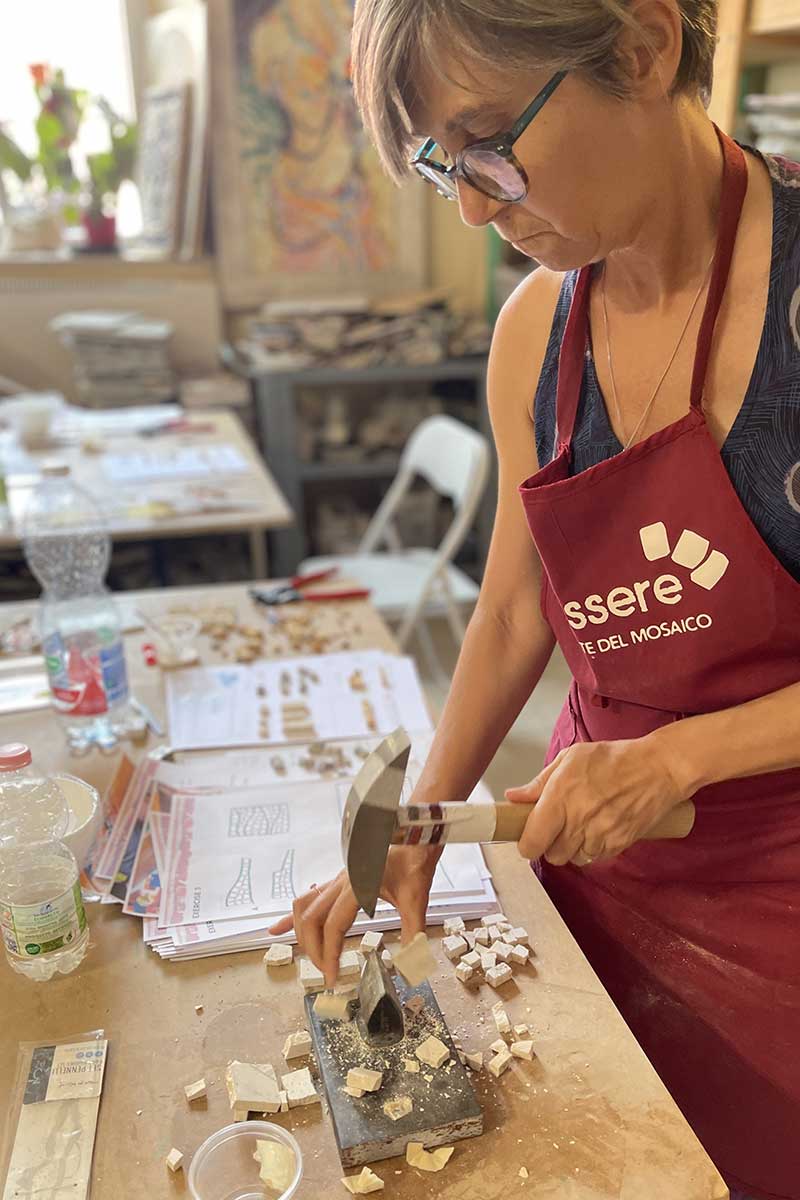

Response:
(164, 650), (432, 750)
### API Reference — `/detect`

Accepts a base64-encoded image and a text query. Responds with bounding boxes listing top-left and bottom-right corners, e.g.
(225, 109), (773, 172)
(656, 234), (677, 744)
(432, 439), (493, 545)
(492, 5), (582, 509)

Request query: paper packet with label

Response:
(0, 1030), (108, 1200)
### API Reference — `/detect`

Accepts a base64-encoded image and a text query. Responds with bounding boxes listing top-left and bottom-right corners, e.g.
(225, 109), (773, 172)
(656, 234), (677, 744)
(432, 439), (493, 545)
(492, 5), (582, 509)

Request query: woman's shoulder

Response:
(489, 265), (569, 420)
(493, 264), (567, 345)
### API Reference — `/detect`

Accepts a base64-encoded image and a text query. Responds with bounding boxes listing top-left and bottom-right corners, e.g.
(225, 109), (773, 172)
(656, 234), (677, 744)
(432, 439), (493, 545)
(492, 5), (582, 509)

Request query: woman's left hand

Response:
(505, 736), (693, 866)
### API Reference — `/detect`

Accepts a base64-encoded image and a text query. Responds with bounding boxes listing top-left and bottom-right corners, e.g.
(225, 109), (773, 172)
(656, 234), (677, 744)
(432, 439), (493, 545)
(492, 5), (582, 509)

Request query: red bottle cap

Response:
(0, 743), (32, 771)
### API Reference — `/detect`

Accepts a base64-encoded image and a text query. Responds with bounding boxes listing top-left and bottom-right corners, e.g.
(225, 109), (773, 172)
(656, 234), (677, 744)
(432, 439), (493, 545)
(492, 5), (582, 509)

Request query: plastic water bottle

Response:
(22, 463), (141, 753)
(0, 744), (88, 980)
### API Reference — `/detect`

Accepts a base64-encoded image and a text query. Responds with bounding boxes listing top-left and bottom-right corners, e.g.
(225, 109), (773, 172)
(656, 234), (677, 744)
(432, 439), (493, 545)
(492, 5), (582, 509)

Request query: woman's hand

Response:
(505, 736), (693, 866)
(268, 844), (442, 986)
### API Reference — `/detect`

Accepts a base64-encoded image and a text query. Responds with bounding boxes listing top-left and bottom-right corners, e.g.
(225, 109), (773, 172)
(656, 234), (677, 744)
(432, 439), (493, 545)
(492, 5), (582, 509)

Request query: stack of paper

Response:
(101, 443), (248, 484)
(165, 650), (433, 750)
(86, 727), (498, 962)
(50, 311), (176, 407)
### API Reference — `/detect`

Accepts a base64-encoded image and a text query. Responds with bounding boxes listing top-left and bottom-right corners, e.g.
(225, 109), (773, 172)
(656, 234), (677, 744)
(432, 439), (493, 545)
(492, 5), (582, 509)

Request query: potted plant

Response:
(83, 99), (137, 252)
(0, 64), (85, 253)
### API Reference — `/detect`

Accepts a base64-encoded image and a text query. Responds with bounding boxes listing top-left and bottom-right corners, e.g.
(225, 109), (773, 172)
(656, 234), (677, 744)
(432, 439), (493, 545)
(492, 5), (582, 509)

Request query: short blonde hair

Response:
(352, 0), (718, 182)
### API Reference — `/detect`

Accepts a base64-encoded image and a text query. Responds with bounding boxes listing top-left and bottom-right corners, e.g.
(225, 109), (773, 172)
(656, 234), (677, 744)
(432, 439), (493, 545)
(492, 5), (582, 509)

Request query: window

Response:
(0, 0), (135, 175)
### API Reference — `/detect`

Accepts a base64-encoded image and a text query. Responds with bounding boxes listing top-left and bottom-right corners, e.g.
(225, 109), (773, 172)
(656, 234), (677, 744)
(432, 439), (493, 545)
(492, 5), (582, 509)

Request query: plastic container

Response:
(22, 463), (143, 753)
(0, 744), (88, 980)
(188, 1121), (303, 1200)
(56, 774), (102, 870)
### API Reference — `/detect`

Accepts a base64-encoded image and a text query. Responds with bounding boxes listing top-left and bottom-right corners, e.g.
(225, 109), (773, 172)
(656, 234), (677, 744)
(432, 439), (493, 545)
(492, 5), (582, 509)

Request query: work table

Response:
(0, 582), (728, 1199)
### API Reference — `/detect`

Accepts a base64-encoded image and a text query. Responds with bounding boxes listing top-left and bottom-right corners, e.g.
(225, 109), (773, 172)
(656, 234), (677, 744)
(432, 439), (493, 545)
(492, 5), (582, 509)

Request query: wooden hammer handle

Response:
(394, 798), (696, 846)
(491, 799), (696, 842)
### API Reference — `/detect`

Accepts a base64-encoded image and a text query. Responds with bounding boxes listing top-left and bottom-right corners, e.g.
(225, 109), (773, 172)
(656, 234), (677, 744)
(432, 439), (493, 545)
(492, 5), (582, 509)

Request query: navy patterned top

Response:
(534, 151), (800, 583)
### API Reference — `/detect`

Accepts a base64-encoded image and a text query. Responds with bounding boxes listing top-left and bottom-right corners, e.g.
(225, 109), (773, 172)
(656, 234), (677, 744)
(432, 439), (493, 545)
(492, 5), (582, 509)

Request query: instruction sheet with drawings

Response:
(164, 650), (432, 750)
(160, 779), (345, 926)
(158, 771), (492, 929)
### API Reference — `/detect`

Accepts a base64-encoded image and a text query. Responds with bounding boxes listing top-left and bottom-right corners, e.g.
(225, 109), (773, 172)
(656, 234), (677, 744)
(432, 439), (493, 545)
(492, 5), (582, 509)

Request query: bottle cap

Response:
(0, 743), (32, 771)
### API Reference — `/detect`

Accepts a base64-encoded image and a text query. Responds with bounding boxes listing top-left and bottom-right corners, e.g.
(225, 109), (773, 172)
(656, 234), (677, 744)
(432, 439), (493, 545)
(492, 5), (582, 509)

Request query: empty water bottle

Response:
(22, 463), (143, 753)
(0, 743), (88, 980)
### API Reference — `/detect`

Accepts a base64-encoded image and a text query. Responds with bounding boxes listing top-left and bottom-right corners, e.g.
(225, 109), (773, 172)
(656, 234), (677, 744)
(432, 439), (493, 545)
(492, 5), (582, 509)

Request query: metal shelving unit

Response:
(250, 358), (491, 577)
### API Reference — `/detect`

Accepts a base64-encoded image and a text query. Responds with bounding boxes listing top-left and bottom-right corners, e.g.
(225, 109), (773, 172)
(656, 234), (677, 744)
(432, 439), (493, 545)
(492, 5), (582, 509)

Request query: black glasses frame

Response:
(411, 70), (567, 202)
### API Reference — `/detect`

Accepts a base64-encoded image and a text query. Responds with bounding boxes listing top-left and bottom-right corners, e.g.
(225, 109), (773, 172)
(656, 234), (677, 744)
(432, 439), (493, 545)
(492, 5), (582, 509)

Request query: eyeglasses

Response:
(411, 71), (567, 204)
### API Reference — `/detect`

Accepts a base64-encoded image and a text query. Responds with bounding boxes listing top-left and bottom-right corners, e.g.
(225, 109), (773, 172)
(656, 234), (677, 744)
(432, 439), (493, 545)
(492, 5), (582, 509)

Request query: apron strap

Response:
(554, 126), (749, 451)
(689, 128), (748, 410)
(554, 265), (593, 455)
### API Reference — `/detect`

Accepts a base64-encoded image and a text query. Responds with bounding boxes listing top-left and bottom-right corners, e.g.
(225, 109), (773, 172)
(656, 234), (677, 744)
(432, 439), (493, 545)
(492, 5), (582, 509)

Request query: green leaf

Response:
(0, 130), (32, 181)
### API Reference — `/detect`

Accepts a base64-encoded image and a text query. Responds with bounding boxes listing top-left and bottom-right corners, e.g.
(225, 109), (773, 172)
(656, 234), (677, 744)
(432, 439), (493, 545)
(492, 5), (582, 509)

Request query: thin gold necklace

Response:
(600, 256), (715, 449)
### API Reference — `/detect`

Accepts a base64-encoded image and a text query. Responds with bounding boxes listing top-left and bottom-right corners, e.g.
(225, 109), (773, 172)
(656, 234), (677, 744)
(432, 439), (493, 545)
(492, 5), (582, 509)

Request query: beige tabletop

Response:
(0, 410), (293, 577)
(0, 583), (728, 1200)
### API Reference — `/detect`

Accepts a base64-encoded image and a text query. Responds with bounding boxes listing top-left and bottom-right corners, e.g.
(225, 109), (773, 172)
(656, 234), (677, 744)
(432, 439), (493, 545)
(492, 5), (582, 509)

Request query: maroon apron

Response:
(518, 130), (800, 1200)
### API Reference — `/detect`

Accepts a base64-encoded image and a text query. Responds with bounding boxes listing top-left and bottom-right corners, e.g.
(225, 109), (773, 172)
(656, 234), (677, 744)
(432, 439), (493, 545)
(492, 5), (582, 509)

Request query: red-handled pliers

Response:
(249, 568), (370, 606)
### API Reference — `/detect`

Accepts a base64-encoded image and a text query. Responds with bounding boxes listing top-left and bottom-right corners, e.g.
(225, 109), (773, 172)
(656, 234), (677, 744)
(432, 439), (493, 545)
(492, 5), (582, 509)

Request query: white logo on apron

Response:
(564, 524), (728, 631)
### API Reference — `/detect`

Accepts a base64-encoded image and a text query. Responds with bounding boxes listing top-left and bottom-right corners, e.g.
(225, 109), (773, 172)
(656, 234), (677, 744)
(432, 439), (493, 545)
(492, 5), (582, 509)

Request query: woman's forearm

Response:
(651, 680), (800, 793)
(411, 603), (556, 805)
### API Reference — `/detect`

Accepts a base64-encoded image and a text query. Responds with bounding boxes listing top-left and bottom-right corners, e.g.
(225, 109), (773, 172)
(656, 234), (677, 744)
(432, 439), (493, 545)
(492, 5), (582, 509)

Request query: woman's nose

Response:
(457, 178), (503, 228)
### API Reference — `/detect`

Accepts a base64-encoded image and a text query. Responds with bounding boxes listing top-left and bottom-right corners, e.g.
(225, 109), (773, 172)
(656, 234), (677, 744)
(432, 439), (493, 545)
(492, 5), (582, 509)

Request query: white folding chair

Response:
(300, 414), (491, 678)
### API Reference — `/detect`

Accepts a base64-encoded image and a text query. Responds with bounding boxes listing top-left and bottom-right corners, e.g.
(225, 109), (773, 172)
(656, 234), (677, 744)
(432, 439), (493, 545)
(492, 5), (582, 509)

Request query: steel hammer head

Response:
(341, 728), (411, 917)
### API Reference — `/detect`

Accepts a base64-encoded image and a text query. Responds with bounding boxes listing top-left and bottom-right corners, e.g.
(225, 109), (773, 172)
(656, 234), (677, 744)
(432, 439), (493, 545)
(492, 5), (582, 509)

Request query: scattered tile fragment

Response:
(254, 1140), (296, 1191)
(342, 1167), (385, 1193)
(264, 943), (293, 968)
(442, 934), (468, 961)
(491, 941), (514, 963)
(283, 1031), (313, 1060)
(406, 1143), (454, 1172)
(415, 1036), (450, 1069)
(486, 963), (513, 988)
(347, 1067), (383, 1093)
(314, 990), (351, 1021)
(183, 1078), (206, 1103)
(338, 950), (362, 978)
(166, 1148), (183, 1172)
(393, 933), (438, 987)
(488, 1047), (513, 1077)
(282, 1067), (320, 1108)
(299, 958), (325, 992)
(492, 1002), (511, 1035)
(225, 1062), (280, 1114)
(383, 1096), (413, 1121)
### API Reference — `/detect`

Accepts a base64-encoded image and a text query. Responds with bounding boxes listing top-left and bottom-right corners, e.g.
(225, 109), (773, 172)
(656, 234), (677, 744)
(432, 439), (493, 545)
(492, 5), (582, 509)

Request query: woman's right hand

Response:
(268, 843), (442, 987)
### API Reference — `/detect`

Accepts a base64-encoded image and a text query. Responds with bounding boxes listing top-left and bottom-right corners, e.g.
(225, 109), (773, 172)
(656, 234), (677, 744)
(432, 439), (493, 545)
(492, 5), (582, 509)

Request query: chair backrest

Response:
(358, 414), (491, 556)
(401, 414), (489, 509)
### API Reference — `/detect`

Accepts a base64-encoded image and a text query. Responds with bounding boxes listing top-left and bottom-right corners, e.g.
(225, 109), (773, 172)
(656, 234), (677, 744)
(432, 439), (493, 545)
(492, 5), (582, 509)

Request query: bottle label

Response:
(1, 881), (87, 959)
(43, 632), (129, 714)
(99, 638), (129, 706)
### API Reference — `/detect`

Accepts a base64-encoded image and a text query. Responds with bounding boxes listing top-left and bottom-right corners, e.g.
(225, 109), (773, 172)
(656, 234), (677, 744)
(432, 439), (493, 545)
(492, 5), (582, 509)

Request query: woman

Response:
(270, 3), (800, 1195)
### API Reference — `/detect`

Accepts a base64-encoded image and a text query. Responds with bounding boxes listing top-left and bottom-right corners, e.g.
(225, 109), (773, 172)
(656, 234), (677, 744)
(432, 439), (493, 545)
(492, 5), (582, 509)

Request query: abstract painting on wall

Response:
(209, 0), (427, 307)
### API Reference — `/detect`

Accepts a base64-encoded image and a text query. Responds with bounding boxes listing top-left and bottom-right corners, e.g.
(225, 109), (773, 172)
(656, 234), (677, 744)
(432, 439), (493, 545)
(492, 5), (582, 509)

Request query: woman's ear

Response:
(617, 0), (683, 101)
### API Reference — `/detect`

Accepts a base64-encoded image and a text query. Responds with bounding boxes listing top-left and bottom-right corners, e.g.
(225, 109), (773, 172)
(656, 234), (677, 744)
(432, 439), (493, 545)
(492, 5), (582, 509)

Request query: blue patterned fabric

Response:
(534, 150), (800, 582)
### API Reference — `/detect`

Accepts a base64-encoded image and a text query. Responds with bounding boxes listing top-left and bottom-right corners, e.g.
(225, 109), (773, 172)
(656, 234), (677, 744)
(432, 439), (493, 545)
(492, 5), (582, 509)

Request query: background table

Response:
(0, 410), (293, 579)
(0, 583), (728, 1199)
